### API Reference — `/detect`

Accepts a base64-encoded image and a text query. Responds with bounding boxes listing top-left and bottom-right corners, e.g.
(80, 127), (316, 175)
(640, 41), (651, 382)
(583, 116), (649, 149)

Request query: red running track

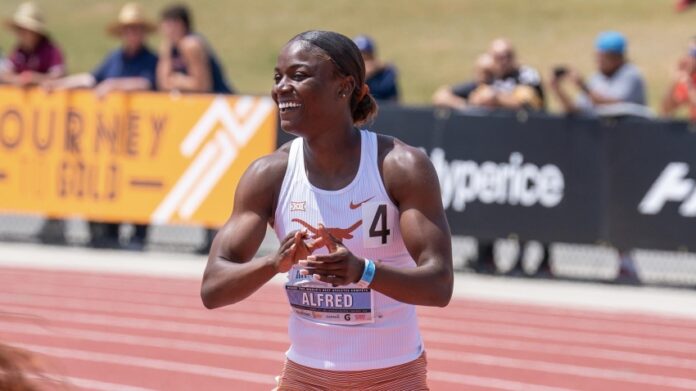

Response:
(1, 266), (696, 390)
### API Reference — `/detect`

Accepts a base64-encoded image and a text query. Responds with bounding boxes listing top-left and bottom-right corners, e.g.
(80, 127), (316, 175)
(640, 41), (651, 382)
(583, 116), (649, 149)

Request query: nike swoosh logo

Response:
(349, 196), (374, 209)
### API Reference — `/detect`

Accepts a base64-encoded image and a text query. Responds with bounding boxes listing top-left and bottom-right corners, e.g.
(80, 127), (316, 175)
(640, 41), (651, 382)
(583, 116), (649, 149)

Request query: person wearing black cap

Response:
(353, 35), (399, 102)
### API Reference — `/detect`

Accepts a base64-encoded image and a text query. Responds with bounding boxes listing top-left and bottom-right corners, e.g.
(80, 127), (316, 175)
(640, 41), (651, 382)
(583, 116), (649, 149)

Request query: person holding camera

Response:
(550, 31), (650, 118)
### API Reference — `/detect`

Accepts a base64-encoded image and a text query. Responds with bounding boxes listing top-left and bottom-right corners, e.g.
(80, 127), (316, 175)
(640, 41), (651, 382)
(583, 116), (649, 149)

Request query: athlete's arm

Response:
(201, 149), (293, 309)
(369, 139), (453, 307)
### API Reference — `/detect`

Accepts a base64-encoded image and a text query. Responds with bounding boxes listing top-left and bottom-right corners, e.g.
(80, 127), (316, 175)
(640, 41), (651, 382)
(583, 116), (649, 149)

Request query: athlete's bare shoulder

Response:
(375, 133), (438, 206)
(376, 133), (432, 176)
(244, 141), (292, 190)
(234, 140), (292, 220)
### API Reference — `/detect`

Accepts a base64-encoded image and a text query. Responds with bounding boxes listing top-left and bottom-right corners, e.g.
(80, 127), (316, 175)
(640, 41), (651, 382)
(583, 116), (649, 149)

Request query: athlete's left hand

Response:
(298, 225), (365, 286)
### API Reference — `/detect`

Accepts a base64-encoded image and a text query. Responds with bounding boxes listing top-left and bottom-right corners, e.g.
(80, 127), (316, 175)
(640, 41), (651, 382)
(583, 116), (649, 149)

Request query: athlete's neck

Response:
(302, 126), (361, 186)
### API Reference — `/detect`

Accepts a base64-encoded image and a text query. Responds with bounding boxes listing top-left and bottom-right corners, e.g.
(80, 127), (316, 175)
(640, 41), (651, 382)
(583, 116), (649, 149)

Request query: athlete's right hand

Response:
(272, 229), (316, 273)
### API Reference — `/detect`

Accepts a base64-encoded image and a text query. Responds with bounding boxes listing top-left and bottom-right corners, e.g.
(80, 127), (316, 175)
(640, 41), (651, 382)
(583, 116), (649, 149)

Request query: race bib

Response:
(285, 284), (375, 325)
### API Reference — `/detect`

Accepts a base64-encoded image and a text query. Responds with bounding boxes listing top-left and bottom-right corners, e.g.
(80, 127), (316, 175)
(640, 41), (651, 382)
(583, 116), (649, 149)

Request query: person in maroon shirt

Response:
(1, 2), (65, 86)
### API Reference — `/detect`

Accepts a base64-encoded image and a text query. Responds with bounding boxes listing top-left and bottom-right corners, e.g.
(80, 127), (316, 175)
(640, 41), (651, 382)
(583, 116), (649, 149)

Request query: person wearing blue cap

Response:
(353, 35), (399, 102)
(550, 31), (648, 118)
(551, 31), (646, 283)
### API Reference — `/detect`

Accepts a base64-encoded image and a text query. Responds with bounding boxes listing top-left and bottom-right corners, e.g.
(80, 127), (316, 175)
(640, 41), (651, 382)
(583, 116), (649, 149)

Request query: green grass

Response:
(0, 0), (692, 114)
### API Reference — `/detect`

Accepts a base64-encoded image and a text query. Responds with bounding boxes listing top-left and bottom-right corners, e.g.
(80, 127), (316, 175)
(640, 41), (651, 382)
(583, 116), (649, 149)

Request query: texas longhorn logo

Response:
(292, 218), (363, 242)
(151, 96), (275, 224)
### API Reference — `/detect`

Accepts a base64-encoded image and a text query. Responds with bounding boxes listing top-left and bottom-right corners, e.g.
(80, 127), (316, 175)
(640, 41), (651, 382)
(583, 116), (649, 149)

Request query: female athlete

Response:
(201, 30), (453, 390)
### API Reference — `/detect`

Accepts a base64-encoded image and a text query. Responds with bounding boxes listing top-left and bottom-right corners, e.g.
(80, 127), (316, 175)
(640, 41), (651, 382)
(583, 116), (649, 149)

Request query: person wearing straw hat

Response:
(43, 3), (158, 251)
(43, 2), (158, 99)
(0, 2), (65, 86)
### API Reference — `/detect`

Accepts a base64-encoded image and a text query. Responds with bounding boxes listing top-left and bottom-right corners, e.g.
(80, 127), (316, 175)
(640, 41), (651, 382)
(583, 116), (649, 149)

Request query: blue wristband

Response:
(357, 258), (376, 288)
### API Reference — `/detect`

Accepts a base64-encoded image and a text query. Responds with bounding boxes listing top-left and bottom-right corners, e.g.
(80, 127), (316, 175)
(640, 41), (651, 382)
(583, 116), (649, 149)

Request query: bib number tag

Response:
(285, 285), (374, 325)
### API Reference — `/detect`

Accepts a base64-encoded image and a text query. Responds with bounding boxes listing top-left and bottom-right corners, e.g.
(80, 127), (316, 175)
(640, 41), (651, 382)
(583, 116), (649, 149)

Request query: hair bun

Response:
(352, 89), (378, 125)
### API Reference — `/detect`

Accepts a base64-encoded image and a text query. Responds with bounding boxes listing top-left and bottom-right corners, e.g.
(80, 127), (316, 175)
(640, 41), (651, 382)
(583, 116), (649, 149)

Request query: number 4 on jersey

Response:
(369, 204), (390, 244)
(362, 203), (391, 248)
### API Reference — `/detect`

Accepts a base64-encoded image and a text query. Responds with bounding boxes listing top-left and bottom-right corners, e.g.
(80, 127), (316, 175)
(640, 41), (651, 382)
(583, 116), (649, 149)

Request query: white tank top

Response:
(273, 130), (424, 371)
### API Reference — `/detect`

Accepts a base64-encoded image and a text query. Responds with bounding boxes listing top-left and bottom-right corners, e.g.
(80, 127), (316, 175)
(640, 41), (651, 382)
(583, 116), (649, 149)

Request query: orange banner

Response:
(0, 86), (276, 227)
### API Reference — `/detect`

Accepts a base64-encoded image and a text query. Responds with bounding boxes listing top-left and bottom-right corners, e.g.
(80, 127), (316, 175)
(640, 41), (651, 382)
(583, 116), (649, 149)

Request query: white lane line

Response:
(0, 308), (696, 384)
(4, 272), (692, 339)
(35, 374), (157, 391)
(428, 371), (575, 391)
(427, 349), (696, 390)
(0, 303), (290, 343)
(4, 283), (695, 342)
(0, 282), (211, 308)
(5, 299), (695, 357)
(3, 244), (696, 321)
(6, 267), (677, 336)
(14, 343), (276, 386)
(2, 309), (695, 388)
(0, 266), (688, 328)
(0, 267), (199, 289)
(421, 324), (696, 356)
(9, 327), (569, 391)
(421, 326), (696, 355)
(0, 321), (284, 362)
(0, 292), (289, 329)
(0, 247), (207, 279)
(426, 332), (696, 371)
(6, 272), (691, 337)
(5, 282), (696, 355)
(3, 292), (696, 370)
(5, 280), (696, 350)
(417, 308), (696, 338)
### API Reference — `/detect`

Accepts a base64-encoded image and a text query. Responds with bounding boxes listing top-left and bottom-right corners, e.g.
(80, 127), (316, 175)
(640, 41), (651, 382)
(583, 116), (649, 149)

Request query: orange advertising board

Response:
(0, 87), (277, 227)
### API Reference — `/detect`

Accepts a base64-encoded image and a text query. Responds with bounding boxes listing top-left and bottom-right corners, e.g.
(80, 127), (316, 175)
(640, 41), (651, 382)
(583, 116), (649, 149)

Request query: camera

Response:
(553, 65), (569, 79)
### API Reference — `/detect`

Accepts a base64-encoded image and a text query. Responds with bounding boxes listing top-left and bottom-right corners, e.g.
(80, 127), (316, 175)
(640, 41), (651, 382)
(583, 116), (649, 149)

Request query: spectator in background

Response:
(44, 3), (157, 97)
(157, 3), (232, 94)
(353, 35), (399, 102)
(2, 2), (67, 245)
(0, 2), (65, 85)
(433, 39), (544, 112)
(432, 53), (495, 110)
(662, 36), (696, 120)
(43, 2), (158, 250)
(476, 38), (545, 111)
(675, 0), (696, 12)
(157, 4), (233, 254)
(550, 31), (651, 118)
(441, 39), (547, 277)
(551, 31), (643, 283)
